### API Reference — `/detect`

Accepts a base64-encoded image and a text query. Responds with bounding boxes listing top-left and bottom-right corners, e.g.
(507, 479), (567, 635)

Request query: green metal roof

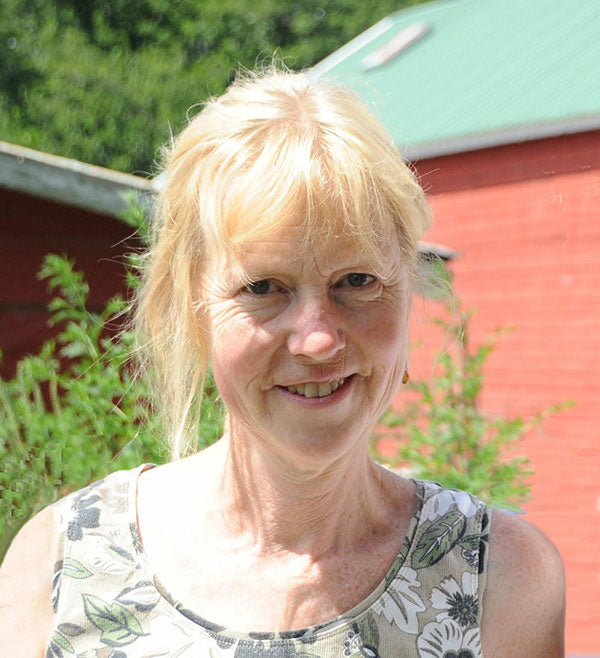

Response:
(311, 0), (600, 158)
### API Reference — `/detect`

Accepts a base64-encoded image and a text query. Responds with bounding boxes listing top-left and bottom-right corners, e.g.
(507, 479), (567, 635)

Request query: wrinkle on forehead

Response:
(244, 207), (399, 256)
(219, 229), (407, 293)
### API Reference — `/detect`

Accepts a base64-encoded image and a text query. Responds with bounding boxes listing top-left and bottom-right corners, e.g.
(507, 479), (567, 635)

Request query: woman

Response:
(1, 68), (564, 656)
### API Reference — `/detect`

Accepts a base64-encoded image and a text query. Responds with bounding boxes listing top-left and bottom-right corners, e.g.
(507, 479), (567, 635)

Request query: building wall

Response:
(408, 130), (600, 654)
(0, 187), (136, 378)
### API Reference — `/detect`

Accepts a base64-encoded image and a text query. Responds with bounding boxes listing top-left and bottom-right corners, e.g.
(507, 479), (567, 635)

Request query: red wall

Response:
(407, 131), (600, 654)
(0, 188), (137, 378)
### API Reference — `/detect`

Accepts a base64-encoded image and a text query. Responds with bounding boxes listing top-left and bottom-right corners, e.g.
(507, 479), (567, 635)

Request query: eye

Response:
(245, 279), (276, 295)
(341, 273), (376, 288)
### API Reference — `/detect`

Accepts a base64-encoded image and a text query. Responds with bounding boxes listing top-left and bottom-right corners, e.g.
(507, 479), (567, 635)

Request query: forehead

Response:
(219, 225), (403, 281)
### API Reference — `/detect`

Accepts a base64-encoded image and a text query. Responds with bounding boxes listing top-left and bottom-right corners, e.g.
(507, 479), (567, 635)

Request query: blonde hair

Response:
(135, 66), (432, 458)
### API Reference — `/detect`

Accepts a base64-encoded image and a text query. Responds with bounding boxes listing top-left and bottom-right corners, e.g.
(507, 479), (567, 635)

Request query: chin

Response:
(272, 422), (371, 470)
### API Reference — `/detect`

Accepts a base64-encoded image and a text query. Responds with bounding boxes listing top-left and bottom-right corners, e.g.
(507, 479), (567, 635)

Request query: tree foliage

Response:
(0, 0), (432, 173)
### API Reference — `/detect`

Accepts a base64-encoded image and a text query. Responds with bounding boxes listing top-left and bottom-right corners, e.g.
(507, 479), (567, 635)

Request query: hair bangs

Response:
(206, 128), (396, 269)
(213, 132), (313, 254)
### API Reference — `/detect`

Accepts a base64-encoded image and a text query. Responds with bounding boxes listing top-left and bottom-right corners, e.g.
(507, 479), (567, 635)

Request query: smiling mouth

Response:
(283, 377), (347, 398)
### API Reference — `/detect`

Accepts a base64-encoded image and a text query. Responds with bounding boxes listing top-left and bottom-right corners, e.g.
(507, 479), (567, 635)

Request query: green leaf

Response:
(83, 593), (145, 647)
(398, 534), (411, 565)
(411, 511), (466, 569)
(51, 630), (75, 653)
(458, 534), (481, 551)
(360, 613), (380, 651)
(62, 557), (92, 579)
(384, 554), (403, 588)
(58, 623), (85, 637)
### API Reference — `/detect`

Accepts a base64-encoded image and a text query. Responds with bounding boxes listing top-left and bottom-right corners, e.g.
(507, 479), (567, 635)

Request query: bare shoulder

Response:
(481, 509), (565, 657)
(0, 505), (58, 655)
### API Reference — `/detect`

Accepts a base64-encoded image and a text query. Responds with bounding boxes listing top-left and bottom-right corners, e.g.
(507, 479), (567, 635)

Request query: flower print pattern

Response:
(456, 512), (489, 574)
(417, 619), (482, 658)
(233, 641), (303, 657)
(411, 511), (467, 570)
(343, 623), (361, 656)
(47, 470), (489, 657)
(371, 567), (425, 634)
(116, 581), (161, 611)
(421, 488), (479, 523)
(459, 539), (479, 570)
(133, 615), (237, 657)
(82, 593), (146, 647)
(51, 560), (62, 613)
(87, 535), (138, 577)
(476, 512), (490, 575)
(430, 572), (479, 628)
(342, 623), (380, 658)
(67, 492), (101, 541)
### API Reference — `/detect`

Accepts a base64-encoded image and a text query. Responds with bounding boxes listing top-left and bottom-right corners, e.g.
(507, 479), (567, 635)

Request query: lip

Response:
(276, 374), (355, 406)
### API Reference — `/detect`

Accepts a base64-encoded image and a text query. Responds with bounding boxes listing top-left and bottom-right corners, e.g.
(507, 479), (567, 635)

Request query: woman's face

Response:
(202, 224), (410, 469)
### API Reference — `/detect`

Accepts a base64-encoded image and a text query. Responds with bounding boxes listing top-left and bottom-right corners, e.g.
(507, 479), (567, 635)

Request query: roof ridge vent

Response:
(362, 22), (431, 71)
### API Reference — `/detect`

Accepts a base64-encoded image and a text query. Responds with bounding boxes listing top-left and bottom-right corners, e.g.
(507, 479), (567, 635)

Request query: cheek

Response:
(208, 305), (276, 394)
(357, 298), (408, 359)
(210, 332), (256, 413)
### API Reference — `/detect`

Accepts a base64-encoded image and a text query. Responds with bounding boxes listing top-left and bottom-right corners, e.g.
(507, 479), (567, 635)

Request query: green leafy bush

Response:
(372, 299), (573, 510)
(0, 202), (224, 560)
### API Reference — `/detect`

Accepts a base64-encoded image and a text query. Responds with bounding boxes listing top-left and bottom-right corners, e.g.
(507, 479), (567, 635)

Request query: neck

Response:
(207, 426), (392, 558)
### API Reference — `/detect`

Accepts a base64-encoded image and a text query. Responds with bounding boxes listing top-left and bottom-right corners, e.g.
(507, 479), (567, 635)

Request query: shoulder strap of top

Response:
(406, 480), (491, 625)
(50, 467), (145, 614)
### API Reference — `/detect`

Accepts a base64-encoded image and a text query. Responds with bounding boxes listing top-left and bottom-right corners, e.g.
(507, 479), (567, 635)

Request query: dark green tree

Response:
(1, 0), (432, 173)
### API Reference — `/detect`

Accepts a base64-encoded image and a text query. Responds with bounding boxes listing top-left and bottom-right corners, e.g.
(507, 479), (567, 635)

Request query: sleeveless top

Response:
(47, 465), (490, 658)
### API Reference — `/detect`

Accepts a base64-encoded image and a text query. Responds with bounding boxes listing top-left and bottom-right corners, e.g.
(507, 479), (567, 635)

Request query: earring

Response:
(402, 369), (410, 384)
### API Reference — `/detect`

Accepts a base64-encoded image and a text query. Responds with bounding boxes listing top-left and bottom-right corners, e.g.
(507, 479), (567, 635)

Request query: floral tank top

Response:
(47, 465), (490, 658)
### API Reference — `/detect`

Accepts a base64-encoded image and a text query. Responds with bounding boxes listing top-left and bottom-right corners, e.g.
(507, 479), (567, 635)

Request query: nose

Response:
(287, 294), (346, 361)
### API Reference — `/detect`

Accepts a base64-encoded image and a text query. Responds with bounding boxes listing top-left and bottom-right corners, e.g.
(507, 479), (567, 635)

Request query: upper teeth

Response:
(286, 378), (346, 398)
